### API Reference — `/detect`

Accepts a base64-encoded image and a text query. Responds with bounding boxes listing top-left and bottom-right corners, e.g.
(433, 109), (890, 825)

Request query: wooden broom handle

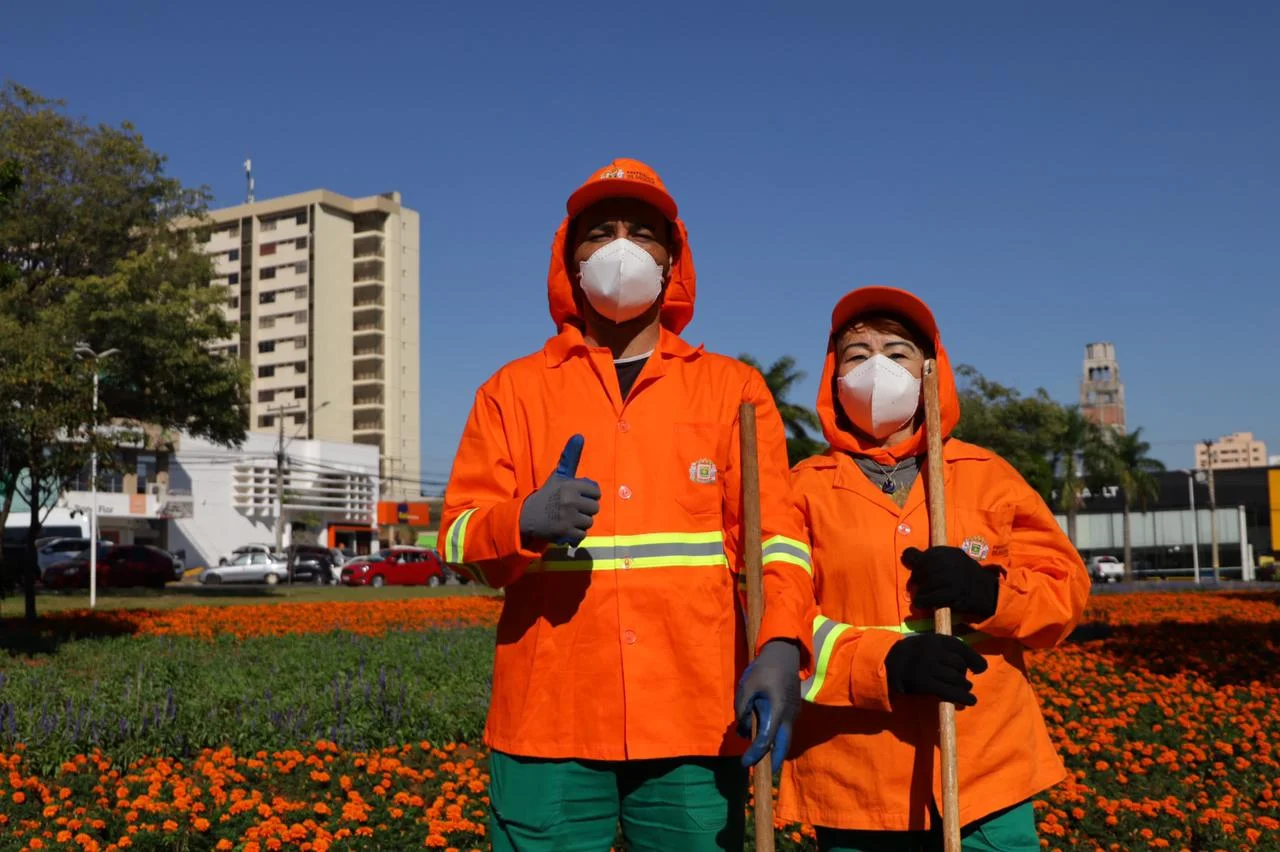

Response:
(739, 402), (774, 852)
(923, 360), (962, 852)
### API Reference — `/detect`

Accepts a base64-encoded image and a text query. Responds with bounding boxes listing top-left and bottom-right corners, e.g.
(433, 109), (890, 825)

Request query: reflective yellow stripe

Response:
(531, 531), (728, 573)
(444, 508), (477, 564)
(850, 618), (990, 645)
(803, 615), (851, 702)
(761, 534), (813, 576)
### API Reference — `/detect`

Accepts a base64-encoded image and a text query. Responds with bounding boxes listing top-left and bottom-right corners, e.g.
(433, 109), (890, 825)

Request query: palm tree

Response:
(1095, 428), (1165, 581)
(739, 354), (825, 467)
(1051, 407), (1105, 547)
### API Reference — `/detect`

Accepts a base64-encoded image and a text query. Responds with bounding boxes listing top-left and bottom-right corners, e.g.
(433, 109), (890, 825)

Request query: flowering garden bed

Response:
(1, 591), (1277, 851)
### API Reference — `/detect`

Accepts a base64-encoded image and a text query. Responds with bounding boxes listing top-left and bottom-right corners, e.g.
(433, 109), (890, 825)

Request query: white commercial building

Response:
(189, 189), (422, 501)
(167, 433), (380, 569)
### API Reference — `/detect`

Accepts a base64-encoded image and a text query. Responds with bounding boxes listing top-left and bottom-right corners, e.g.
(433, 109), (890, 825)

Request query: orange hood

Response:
(816, 286), (961, 465)
(547, 158), (696, 333)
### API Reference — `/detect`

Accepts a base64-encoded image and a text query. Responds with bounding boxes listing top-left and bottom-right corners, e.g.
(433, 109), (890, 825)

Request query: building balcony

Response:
(353, 368), (384, 383)
(353, 259), (384, 283)
(353, 212), (386, 235)
(353, 390), (385, 408)
(353, 414), (384, 433)
(354, 234), (385, 259)
(353, 282), (384, 308)
(353, 307), (385, 333)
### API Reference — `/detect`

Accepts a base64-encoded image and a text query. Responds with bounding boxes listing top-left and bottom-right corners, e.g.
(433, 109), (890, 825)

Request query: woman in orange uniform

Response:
(779, 286), (1090, 851)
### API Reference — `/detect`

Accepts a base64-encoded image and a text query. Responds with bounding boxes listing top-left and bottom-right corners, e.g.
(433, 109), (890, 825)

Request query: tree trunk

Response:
(22, 464), (41, 624)
(0, 480), (13, 596)
(1066, 506), (1078, 548)
(1122, 502), (1133, 583)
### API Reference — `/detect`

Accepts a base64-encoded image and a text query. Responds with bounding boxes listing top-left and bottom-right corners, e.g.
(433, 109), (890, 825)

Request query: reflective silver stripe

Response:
(544, 540), (726, 562)
(762, 540), (811, 565)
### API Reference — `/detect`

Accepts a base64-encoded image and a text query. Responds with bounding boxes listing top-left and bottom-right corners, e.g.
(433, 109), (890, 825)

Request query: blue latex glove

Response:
(734, 639), (802, 774)
(518, 435), (601, 546)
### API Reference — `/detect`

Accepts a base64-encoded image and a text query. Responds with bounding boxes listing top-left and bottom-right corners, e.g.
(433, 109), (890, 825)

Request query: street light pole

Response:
(1202, 440), (1220, 581)
(76, 345), (119, 610)
(1185, 471), (1200, 584)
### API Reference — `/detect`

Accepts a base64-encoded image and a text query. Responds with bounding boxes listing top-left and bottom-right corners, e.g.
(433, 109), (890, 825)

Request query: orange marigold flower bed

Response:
(10, 595), (503, 639)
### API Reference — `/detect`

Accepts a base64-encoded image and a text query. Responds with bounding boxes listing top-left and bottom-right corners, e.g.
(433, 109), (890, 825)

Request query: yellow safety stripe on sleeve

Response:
(443, 508), (478, 565)
(761, 534), (814, 576)
(802, 614), (851, 702)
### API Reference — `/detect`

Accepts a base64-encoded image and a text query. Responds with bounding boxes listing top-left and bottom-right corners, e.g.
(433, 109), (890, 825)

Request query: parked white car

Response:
(200, 552), (288, 585)
(1087, 555), (1125, 583)
(218, 543), (278, 566)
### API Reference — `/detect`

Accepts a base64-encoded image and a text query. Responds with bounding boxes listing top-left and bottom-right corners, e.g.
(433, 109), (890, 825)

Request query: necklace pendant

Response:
(881, 479), (896, 494)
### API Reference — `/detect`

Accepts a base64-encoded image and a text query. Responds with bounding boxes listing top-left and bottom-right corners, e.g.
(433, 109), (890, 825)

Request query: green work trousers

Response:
(488, 750), (746, 852)
(816, 801), (1040, 852)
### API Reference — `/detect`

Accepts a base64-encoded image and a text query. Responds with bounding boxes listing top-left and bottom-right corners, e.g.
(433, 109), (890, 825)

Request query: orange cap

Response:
(566, 158), (678, 221)
(830, 286), (939, 343)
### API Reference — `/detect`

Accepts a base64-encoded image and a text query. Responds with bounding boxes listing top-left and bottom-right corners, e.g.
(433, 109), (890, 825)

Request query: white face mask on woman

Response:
(837, 354), (922, 439)
(578, 238), (664, 323)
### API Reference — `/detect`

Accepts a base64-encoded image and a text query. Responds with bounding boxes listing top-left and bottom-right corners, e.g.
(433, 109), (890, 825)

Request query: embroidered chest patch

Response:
(961, 535), (991, 561)
(689, 458), (718, 485)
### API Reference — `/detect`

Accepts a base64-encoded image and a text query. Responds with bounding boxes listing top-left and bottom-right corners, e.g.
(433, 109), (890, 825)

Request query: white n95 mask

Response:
(837, 354), (922, 439)
(578, 238), (664, 323)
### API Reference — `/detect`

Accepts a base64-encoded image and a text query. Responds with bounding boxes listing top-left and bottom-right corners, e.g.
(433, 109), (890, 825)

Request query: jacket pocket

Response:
(673, 422), (726, 518)
(953, 503), (1015, 566)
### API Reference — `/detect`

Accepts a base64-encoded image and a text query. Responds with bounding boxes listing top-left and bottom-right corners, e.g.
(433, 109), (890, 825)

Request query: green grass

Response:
(0, 627), (496, 773)
(0, 582), (498, 617)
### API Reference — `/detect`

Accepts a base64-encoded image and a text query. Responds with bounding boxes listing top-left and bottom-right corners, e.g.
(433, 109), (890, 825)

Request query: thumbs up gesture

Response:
(518, 435), (602, 547)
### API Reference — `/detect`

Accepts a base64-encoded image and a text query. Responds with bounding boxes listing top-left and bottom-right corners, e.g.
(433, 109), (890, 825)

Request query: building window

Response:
(259, 316), (275, 329)
(295, 361), (307, 374)
(261, 267), (276, 280)
(295, 386), (307, 399)
(261, 243), (277, 256)
(258, 365), (275, 378)
(295, 286), (307, 298)
(294, 260), (308, 274)
(295, 237), (307, 250)
(295, 337), (308, 349)
(259, 291), (276, 304)
(258, 415), (275, 428)
(228, 296), (240, 309)
(228, 272), (239, 285)
(228, 249), (240, 261)
(293, 413), (306, 425)
(261, 219), (277, 232)
(227, 345), (238, 357)
(259, 341), (275, 354)
(258, 390), (275, 403)
(295, 311), (307, 323)
(296, 210), (308, 225)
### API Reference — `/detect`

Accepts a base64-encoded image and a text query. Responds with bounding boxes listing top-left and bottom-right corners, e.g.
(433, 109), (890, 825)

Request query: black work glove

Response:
(902, 546), (1000, 622)
(734, 639), (801, 774)
(884, 633), (989, 707)
(518, 435), (601, 547)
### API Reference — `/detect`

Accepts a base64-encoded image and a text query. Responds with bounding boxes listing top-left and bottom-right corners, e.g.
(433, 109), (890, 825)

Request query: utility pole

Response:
(1202, 439), (1220, 581)
(269, 404), (302, 555)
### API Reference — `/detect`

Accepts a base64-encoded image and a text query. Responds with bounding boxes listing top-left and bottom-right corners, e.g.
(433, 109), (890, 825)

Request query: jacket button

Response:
(897, 523), (912, 536)
(623, 629), (637, 645)
(618, 485), (633, 500)
(618, 420), (630, 433)
(621, 557), (633, 570)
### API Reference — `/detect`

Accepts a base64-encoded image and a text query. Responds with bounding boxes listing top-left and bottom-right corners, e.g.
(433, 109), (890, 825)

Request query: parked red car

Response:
(339, 547), (445, 587)
(44, 544), (178, 590)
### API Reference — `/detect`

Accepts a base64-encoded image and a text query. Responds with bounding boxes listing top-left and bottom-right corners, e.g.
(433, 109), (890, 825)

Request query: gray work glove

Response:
(519, 434), (601, 547)
(734, 639), (802, 773)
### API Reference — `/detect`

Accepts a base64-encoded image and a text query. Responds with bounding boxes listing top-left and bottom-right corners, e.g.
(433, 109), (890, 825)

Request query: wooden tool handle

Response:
(739, 402), (774, 852)
(922, 361), (961, 852)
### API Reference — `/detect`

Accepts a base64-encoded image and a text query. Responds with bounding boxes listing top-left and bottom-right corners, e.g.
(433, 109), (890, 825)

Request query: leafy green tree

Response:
(953, 365), (1063, 501)
(1093, 428), (1165, 580)
(0, 83), (249, 621)
(739, 354), (826, 467)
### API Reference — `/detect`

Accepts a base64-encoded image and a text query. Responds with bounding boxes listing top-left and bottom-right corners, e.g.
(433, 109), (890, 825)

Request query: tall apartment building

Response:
(1197, 432), (1268, 470)
(195, 190), (421, 500)
(1080, 342), (1125, 433)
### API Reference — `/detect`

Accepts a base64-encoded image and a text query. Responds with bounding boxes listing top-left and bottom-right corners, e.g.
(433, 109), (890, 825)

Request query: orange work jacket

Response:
(778, 287), (1090, 831)
(438, 191), (812, 762)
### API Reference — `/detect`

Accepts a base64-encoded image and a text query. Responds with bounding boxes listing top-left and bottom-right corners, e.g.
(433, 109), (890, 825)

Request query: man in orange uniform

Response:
(438, 159), (814, 852)
(778, 286), (1090, 850)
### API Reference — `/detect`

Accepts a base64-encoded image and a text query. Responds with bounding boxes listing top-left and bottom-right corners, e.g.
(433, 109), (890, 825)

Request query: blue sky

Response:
(4, 1), (1277, 487)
